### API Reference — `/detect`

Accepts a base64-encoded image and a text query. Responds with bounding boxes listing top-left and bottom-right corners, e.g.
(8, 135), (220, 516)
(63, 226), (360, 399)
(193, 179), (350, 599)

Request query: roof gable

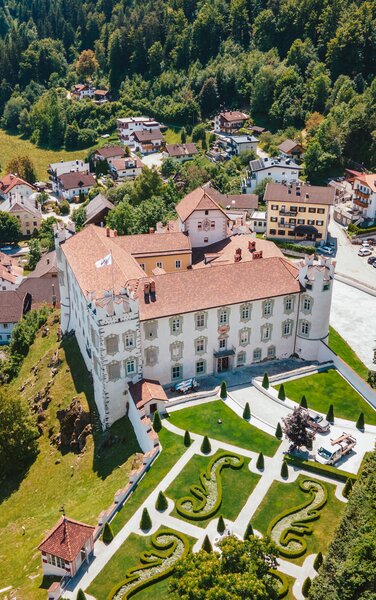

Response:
(38, 517), (94, 562)
(175, 187), (229, 222)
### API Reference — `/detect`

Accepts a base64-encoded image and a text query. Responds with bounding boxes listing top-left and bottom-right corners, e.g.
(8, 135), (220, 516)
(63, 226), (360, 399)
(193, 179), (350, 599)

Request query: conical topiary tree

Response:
(77, 590), (87, 600)
(281, 460), (288, 479)
(302, 577), (312, 598)
(244, 520), (253, 540)
(306, 436), (313, 450)
(140, 508), (152, 531)
(184, 430), (191, 447)
(275, 422), (282, 439)
(300, 395), (308, 408)
(220, 381), (227, 399)
(262, 372), (269, 389)
(152, 410), (162, 432)
(343, 478), (353, 499)
(217, 515), (225, 534)
(313, 551), (323, 572)
(243, 402), (251, 420)
(156, 490), (168, 512)
(356, 412), (365, 430)
(201, 435), (211, 454)
(256, 452), (264, 470)
(202, 534), (212, 553)
(102, 521), (114, 545)
(326, 404), (334, 423)
(278, 384), (286, 401)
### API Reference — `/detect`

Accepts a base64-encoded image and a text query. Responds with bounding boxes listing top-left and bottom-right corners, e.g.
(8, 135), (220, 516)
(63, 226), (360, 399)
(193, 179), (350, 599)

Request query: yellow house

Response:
(0, 194), (42, 235)
(117, 231), (192, 275)
(264, 183), (335, 244)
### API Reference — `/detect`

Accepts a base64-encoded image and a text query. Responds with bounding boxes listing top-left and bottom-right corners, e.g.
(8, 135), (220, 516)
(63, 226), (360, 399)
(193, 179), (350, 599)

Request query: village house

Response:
(243, 157), (302, 193)
(264, 182), (335, 243)
(48, 160), (90, 195)
(0, 173), (35, 202)
(219, 134), (258, 156)
(71, 84), (95, 100)
(93, 89), (110, 104)
(93, 146), (125, 167)
(278, 139), (304, 161)
(116, 116), (162, 148)
(84, 194), (115, 226)
(0, 289), (31, 344)
(249, 210), (267, 234)
(208, 188), (258, 219)
(214, 111), (249, 133)
(56, 172), (96, 201)
(0, 193), (42, 235)
(132, 129), (165, 154)
(351, 173), (376, 222)
(163, 143), (198, 162)
(0, 251), (24, 290)
(110, 156), (144, 180)
(17, 251), (60, 309)
(250, 125), (266, 137)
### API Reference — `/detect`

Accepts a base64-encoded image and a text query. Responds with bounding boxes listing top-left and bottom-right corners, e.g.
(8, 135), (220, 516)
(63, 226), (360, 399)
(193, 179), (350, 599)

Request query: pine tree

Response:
(220, 381), (227, 398)
(244, 520), (253, 540)
(281, 460), (288, 479)
(302, 577), (311, 597)
(343, 478), (353, 499)
(156, 491), (168, 512)
(77, 590), (86, 600)
(202, 534), (212, 553)
(275, 422), (282, 439)
(262, 372), (269, 389)
(181, 127), (187, 143)
(356, 412), (364, 430)
(243, 402), (251, 420)
(201, 435), (211, 454)
(313, 551), (323, 572)
(184, 430), (191, 447)
(102, 521), (114, 545)
(326, 404), (334, 423)
(217, 515), (225, 533)
(256, 452), (264, 470)
(300, 395), (308, 409)
(278, 384), (286, 401)
(140, 508), (152, 531)
(152, 410), (162, 432)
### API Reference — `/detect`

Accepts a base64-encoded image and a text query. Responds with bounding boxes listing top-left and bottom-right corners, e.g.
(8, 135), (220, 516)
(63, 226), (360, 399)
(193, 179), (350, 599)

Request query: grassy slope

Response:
(168, 400), (280, 456)
(0, 313), (141, 600)
(166, 449), (260, 527)
(252, 475), (345, 566)
(275, 370), (376, 425)
(328, 326), (369, 381)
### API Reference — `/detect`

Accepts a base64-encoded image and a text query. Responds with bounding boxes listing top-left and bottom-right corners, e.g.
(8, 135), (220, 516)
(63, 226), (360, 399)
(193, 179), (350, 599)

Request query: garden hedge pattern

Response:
(107, 529), (190, 600)
(175, 451), (244, 521)
(270, 569), (290, 599)
(267, 478), (328, 558)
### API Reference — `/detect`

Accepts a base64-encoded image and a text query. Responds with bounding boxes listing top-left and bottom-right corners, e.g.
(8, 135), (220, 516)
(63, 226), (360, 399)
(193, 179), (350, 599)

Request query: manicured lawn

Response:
(166, 449), (260, 527)
(87, 528), (196, 599)
(275, 369), (376, 425)
(168, 400), (280, 456)
(328, 326), (369, 381)
(111, 426), (187, 535)
(252, 475), (345, 565)
(0, 314), (141, 600)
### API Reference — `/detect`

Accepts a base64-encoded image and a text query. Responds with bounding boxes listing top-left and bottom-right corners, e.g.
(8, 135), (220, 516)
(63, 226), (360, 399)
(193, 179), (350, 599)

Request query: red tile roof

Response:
(165, 143), (198, 158)
(132, 129), (164, 143)
(264, 183), (335, 205)
(208, 189), (258, 211)
(278, 139), (303, 154)
(112, 157), (144, 171)
(354, 174), (376, 193)
(220, 111), (248, 122)
(0, 290), (28, 322)
(38, 517), (94, 562)
(116, 232), (191, 257)
(0, 173), (35, 194)
(192, 235), (283, 268)
(58, 172), (95, 190)
(129, 378), (168, 410)
(175, 187), (229, 222)
(95, 146), (125, 159)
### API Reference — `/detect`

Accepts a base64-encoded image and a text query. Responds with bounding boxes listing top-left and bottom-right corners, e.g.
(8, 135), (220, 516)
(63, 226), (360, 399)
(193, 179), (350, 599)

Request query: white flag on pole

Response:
(95, 253), (112, 268)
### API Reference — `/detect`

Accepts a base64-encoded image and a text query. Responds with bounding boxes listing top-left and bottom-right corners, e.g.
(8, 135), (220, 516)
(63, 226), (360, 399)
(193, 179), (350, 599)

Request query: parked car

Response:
(326, 240), (336, 248)
(318, 246), (334, 255)
(362, 239), (374, 246)
(315, 432), (357, 466)
(172, 378), (199, 394)
(367, 256), (376, 265)
(358, 247), (372, 256)
(305, 410), (330, 433)
(373, 261), (376, 268)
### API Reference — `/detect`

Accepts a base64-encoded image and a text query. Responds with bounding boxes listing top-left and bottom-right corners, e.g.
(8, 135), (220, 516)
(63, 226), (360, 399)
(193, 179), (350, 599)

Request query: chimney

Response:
(47, 258), (50, 265)
(305, 193), (309, 199)
(234, 248), (242, 262)
(253, 250), (263, 259)
(149, 227), (155, 234)
(248, 240), (256, 252)
(106, 227), (110, 237)
(114, 229), (118, 237)
(150, 279), (156, 301)
(144, 282), (150, 303)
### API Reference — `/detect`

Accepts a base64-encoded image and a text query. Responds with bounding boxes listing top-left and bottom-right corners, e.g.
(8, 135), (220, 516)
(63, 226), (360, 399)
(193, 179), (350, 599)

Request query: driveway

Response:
(141, 152), (163, 169)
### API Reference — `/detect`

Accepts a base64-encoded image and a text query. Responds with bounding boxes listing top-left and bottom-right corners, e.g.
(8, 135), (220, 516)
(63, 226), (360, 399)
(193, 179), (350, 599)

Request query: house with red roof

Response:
(38, 516), (95, 578)
(214, 111), (249, 133)
(352, 173), (376, 221)
(175, 187), (229, 247)
(0, 173), (35, 202)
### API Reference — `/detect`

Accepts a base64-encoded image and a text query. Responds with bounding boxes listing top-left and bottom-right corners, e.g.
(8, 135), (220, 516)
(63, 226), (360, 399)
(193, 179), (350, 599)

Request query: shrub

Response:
(102, 521), (114, 545)
(278, 384), (286, 401)
(244, 520), (253, 540)
(156, 490), (168, 512)
(220, 381), (227, 398)
(201, 435), (211, 454)
(275, 422), (282, 439)
(313, 551), (323, 571)
(243, 402), (251, 420)
(326, 404), (334, 423)
(356, 412), (365, 430)
(256, 452), (264, 470)
(59, 200), (70, 215)
(76, 590), (86, 600)
(285, 454), (357, 484)
(343, 478), (353, 499)
(262, 372), (269, 389)
(302, 577), (312, 597)
(306, 437), (313, 450)
(217, 515), (225, 533)
(281, 460), (288, 479)
(152, 410), (162, 432)
(140, 508), (152, 531)
(184, 430), (191, 447)
(300, 395), (308, 408)
(202, 534), (212, 553)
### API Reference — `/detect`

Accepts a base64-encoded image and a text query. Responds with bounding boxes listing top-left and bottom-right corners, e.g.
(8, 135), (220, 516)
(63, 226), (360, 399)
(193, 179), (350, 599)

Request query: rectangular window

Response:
(267, 346), (276, 359)
(308, 207), (316, 213)
(307, 219), (315, 225)
(270, 216), (277, 222)
(253, 348), (262, 362)
(196, 338), (205, 353)
(300, 321), (309, 335)
(172, 365), (182, 380)
(210, 221), (215, 229)
(156, 261), (163, 269)
(284, 297), (293, 311)
(196, 313), (205, 328)
(241, 305), (250, 320)
(196, 360), (206, 375)
(283, 321), (292, 336)
(172, 318), (181, 333)
(278, 230), (285, 236)
(323, 283), (330, 291)
(139, 263), (146, 271)
(316, 220), (323, 226)
(262, 325), (271, 340)
(298, 207), (306, 212)
(219, 338), (227, 350)
(198, 222), (202, 230)
(237, 352), (246, 367)
(126, 359), (136, 375)
(219, 309), (229, 324)
(317, 208), (325, 214)
(263, 301), (272, 317)
(124, 332), (135, 348)
(175, 260), (181, 269)
(204, 237), (208, 243)
(240, 329), (249, 345)
(297, 219), (305, 225)
(271, 204), (278, 210)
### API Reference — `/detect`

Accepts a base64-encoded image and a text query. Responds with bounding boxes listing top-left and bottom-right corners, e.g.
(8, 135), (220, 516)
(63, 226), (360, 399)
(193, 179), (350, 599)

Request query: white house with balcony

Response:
(243, 157), (302, 193)
(352, 174), (376, 221)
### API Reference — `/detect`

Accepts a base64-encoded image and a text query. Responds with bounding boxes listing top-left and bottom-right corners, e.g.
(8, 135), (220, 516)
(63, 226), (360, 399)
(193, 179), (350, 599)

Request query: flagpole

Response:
(110, 250), (115, 299)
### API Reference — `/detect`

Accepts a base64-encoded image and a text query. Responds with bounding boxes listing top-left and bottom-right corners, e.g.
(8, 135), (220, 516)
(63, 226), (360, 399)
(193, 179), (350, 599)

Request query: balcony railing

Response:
(279, 210), (297, 216)
(278, 222), (295, 229)
(353, 198), (369, 209)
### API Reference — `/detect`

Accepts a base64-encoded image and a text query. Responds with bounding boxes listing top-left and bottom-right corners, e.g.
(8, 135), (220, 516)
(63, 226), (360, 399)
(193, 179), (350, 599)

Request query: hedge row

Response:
(285, 454), (358, 483)
(107, 529), (190, 600)
(270, 569), (290, 599)
(176, 451), (244, 521)
(348, 223), (376, 235)
(274, 241), (316, 254)
(267, 478), (328, 559)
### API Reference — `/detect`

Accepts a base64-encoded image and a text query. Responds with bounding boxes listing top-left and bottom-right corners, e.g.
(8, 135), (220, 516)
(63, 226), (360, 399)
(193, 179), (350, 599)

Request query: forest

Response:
(0, 0), (375, 177)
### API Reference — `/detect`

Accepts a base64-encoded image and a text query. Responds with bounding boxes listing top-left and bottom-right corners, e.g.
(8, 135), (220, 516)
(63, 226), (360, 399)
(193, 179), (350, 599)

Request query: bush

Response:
(152, 410), (162, 432)
(343, 478), (353, 499)
(326, 404), (334, 423)
(281, 460), (288, 479)
(220, 381), (227, 399)
(356, 412), (365, 430)
(300, 395), (308, 409)
(217, 515), (225, 533)
(59, 200), (70, 215)
(278, 384), (286, 401)
(201, 435), (211, 454)
(244, 520), (253, 540)
(275, 241), (316, 254)
(256, 452), (264, 470)
(243, 402), (251, 420)
(262, 372), (269, 389)
(285, 454), (357, 483)
(156, 490), (168, 512)
(140, 508), (152, 531)
(302, 577), (312, 597)
(202, 534), (212, 553)
(275, 422), (282, 439)
(102, 521), (114, 545)
(313, 551), (323, 571)
(184, 430), (191, 447)
(76, 590), (86, 600)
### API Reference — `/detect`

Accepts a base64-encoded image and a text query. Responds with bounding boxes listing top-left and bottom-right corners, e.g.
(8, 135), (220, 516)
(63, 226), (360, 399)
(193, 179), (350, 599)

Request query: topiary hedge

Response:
(270, 569), (290, 599)
(175, 451), (244, 521)
(285, 454), (357, 483)
(107, 529), (190, 600)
